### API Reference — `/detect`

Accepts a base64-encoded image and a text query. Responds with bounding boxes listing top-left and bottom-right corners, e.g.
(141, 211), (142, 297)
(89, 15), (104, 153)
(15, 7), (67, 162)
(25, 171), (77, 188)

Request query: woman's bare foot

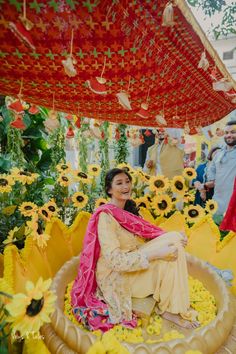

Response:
(162, 311), (200, 329)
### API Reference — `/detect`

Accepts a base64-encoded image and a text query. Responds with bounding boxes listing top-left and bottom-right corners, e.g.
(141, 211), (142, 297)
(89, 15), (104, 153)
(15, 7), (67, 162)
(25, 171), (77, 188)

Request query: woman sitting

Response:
(71, 168), (199, 331)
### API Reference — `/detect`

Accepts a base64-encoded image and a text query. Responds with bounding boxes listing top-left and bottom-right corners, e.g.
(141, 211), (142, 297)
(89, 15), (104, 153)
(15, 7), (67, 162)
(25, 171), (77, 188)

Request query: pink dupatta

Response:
(71, 203), (165, 331)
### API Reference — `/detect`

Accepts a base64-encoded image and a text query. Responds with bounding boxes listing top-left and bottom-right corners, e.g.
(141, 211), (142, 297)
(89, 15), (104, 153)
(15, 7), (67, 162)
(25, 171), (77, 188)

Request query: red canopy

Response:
(0, 0), (235, 131)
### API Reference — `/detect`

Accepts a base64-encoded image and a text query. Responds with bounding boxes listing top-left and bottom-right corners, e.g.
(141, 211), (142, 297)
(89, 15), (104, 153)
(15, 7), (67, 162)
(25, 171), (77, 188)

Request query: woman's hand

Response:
(143, 244), (178, 262)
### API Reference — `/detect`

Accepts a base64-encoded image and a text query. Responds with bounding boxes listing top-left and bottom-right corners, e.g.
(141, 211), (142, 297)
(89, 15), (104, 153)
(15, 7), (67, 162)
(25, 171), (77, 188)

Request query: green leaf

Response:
(36, 149), (52, 170)
(2, 206), (17, 216)
(22, 127), (42, 139)
(0, 156), (12, 172)
(14, 224), (25, 239)
(22, 113), (31, 128)
(43, 177), (55, 185)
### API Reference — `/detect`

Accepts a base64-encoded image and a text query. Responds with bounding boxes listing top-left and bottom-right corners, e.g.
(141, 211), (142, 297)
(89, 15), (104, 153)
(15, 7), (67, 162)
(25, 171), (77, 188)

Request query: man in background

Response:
(144, 128), (184, 179)
(205, 120), (236, 215)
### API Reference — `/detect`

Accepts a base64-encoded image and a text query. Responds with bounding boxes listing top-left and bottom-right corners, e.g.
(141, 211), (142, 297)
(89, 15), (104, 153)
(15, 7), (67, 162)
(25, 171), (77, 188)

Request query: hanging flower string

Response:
(62, 29), (77, 77)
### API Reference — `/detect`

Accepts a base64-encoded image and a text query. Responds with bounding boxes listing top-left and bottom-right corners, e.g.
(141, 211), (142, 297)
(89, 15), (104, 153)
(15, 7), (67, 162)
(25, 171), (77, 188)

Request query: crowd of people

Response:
(144, 120), (236, 218)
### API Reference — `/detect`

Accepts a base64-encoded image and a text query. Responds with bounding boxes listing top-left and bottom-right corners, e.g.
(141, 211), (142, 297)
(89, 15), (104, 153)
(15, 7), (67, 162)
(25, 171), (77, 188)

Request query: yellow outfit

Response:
(96, 212), (190, 324)
(145, 142), (184, 178)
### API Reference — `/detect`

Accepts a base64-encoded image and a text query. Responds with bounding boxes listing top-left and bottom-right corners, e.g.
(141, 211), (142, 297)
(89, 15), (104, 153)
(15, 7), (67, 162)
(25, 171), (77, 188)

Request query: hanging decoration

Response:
(212, 78), (233, 92)
(9, 79), (26, 130)
(10, 115), (26, 130)
(162, 1), (175, 27)
(144, 129), (152, 137)
(28, 104), (39, 115)
(116, 76), (132, 110)
(86, 57), (107, 95)
(155, 101), (167, 126)
(210, 65), (218, 81)
(62, 30), (77, 78)
(198, 51), (209, 71)
(66, 125), (75, 139)
(9, 0), (35, 50)
(137, 87), (150, 119)
(184, 121), (190, 135)
(44, 93), (60, 133)
(8, 78), (24, 115)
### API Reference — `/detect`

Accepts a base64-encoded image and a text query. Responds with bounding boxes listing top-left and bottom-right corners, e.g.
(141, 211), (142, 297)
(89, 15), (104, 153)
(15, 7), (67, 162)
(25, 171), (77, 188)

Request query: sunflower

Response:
(19, 202), (38, 217)
(73, 170), (92, 184)
(134, 196), (150, 209)
(72, 192), (88, 208)
(171, 176), (187, 195)
(183, 192), (195, 204)
(26, 217), (38, 235)
(151, 195), (173, 216)
(149, 175), (169, 193)
(3, 226), (20, 245)
(0, 174), (14, 193)
(56, 162), (72, 173)
(57, 174), (72, 187)
(33, 231), (50, 248)
(5, 277), (56, 335)
(117, 162), (133, 173)
(95, 198), (108, 209)
(137, 169), (148, 183)
(38, 206), (52, 222)
(11, 168), (39, 185)
(184, 205), (205, 223)
(44, 199), (58, 215)
(182, 167), (197, 181)
(205, 199), (218, 215)
(88, 164), (101, 177)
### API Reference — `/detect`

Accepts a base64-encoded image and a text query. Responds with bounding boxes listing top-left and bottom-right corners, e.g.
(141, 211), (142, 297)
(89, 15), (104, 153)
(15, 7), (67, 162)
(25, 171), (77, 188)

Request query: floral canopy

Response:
(0, 0), (235, 131)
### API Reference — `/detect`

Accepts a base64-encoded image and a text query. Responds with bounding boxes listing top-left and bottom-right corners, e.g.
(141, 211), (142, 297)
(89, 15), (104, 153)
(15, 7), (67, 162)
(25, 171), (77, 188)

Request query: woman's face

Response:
(108, 173), (132, 201)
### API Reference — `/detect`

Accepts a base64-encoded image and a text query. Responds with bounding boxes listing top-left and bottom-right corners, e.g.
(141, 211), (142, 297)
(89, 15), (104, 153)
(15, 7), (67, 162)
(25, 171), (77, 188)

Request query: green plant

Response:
(114, 124), (129, 164)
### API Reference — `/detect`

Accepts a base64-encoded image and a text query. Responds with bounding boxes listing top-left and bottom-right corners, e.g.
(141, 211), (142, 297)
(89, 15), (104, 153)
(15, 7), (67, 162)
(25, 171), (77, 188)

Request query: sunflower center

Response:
(62, 177), (68, 182)
(158, 200), (168, 210)
(154, 180), (164, 188)
(0, 178), (8, 186)
(61, 165), (68, 170)
(187, 171), (193, 176)
(92, 167), (98, 172)
(26, 298), (44, 317)
(209, 204), (215, 210)
(175, 181), (184, 190)
(145, 175), (150, 180)
(48, 206), (56, 212)
(76, 196), (84, 202)
(188, 209), (199, 218)
(78, 172), (87, 179)
(99, 202), (105, 206)
(25, 205), (33, 210)
(19, 171), (31, 176)
(42, 209), (48, 217)
(139, 202), (147, 208)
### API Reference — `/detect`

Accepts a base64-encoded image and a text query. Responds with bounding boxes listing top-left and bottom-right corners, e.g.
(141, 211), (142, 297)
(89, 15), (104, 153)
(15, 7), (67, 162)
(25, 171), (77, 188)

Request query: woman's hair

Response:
(104, 168), (139, 216)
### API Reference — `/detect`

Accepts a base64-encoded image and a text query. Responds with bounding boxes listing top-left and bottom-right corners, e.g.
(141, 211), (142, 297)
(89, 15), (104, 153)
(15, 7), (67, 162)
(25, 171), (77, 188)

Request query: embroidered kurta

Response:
(96, 212), (190, 324)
